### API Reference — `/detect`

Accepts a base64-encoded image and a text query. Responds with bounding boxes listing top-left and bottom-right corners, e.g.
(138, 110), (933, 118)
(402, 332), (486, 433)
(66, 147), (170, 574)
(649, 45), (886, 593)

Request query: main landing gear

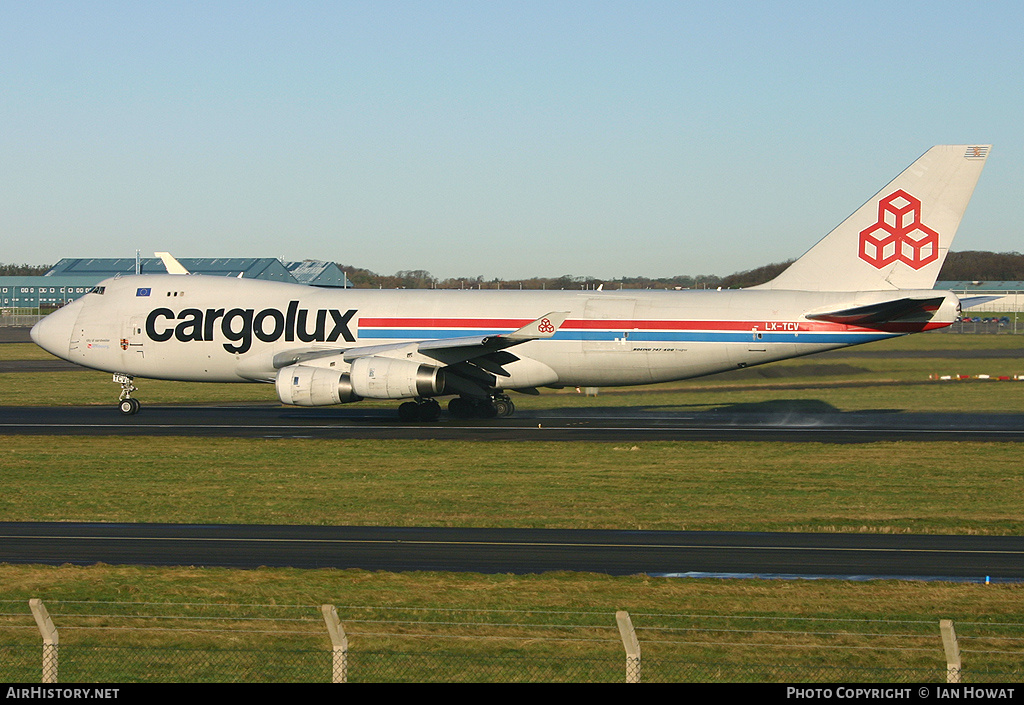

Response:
(446, 394), (515, 420)
(398, 398), (441, 422)
(395, 395), (516, 422)
(114, 373), (140, 415)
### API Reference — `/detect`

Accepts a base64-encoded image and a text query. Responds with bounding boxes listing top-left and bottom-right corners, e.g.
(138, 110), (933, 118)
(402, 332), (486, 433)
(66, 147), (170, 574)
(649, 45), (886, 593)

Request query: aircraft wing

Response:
(273, 312), (569, 369)
(413, 311), (569, 364)
(804, 296), (947, 326)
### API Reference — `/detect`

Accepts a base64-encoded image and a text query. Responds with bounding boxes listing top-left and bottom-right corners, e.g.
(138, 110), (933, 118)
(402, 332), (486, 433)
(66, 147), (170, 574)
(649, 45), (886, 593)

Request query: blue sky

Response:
(2, 1), (1021, 279)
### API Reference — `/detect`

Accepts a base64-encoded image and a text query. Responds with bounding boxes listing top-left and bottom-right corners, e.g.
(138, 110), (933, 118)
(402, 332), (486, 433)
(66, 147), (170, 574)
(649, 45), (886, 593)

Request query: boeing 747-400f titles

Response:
(32, 145), (991, 420)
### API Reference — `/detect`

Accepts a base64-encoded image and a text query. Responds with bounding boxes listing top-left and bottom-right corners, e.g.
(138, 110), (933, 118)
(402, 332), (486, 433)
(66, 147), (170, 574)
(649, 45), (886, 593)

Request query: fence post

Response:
(29, 599), (58, 684)
(321, 605), (349, 683)
(615, 610), (641, 683)
(940, 619), (961, 683)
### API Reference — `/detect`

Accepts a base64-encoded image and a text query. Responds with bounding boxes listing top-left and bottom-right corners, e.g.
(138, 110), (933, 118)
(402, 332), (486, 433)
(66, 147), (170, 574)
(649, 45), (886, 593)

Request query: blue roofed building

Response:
(1, 257), (347, 322)
(936, 281), (1024, 312)
(283, 260), (350, 288)
(45, 257), (296, 282)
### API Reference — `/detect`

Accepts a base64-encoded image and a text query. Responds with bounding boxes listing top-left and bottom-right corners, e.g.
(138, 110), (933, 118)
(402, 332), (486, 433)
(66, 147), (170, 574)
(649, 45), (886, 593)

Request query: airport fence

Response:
(944, 316), (1023, 335)
(0, 313), (44, 327)
(2, 600), (1022, 683)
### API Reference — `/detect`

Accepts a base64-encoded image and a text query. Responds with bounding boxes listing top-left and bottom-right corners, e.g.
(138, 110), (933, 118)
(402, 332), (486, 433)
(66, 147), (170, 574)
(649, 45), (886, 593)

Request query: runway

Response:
(2, 522), (1022, 581)
(1, 403), (1023, 442)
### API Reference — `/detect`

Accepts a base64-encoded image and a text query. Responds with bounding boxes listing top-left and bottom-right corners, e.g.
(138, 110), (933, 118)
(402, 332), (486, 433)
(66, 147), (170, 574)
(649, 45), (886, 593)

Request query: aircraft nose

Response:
(31, 303), (79, 360)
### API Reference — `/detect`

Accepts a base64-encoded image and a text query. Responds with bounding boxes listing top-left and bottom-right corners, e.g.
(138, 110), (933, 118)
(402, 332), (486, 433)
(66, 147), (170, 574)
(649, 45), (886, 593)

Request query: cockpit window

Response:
(88, 286), (105, 295)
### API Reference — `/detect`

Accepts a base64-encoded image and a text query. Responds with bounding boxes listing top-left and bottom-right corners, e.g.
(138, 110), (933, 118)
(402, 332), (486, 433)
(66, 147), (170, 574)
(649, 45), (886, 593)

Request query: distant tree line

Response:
(335, 251), (1024, 289)
(0, 263), (50, 276)
(337, 263), (727, 290)
(5, 251), (1024, 287)
(936, 251), (1024, 282)
(336, 264), (802, 290)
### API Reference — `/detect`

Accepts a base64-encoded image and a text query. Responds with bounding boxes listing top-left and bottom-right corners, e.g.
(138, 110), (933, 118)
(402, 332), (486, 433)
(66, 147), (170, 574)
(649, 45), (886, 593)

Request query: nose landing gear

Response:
(114, 373), (140, 415)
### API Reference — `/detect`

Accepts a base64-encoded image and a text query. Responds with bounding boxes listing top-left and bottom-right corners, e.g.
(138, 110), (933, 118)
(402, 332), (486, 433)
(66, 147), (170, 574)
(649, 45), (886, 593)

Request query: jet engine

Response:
(275, 364), (361, 406)
(348, 356), (446, 399)
(276, 357), (447, 406)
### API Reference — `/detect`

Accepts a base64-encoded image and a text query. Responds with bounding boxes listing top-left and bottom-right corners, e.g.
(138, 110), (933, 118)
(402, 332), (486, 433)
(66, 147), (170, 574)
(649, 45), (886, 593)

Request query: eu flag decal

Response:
(136, 288), (151, 297)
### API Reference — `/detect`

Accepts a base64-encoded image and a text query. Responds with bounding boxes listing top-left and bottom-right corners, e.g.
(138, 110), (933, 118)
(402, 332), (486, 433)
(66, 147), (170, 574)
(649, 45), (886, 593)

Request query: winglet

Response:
(155, 252), (190, 275)
(506, 312), (570, 341)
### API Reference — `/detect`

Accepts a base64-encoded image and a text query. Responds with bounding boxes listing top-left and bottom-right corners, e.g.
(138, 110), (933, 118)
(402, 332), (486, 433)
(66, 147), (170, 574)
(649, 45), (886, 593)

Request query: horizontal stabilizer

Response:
(959, 296), (1003, 309)
(805, 296), (946, 325)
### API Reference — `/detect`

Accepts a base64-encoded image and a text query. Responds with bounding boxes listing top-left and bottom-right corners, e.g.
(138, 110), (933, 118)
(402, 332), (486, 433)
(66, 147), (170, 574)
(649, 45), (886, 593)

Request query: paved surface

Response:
(1, 403), (1023, 441)
(1, 522), (1020, 581)
(0, 327), (33, 343)
(0, 359), (83, 372)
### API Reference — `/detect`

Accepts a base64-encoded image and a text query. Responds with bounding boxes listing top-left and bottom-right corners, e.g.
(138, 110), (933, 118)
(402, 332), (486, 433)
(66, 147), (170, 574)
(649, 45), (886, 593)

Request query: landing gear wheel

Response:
(448, 397), (475, 419)
(493, 398), (515, 418)
(119, 398), (140, 415)
(417, 400), (441, 422)
(398, 399), (442, 422)
(474, 400), (498, 419)
(449, 396), (515, 419)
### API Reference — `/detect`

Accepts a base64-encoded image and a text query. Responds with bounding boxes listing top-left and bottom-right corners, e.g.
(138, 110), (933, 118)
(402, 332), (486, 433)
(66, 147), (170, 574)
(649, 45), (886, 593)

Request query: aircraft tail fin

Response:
(156, 252), (190, 275)
(755, 145), (991, 292)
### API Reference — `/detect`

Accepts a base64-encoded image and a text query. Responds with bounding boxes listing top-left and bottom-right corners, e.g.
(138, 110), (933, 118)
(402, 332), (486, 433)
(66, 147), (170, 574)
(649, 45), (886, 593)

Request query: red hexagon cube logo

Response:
(859, 190), (939, 270)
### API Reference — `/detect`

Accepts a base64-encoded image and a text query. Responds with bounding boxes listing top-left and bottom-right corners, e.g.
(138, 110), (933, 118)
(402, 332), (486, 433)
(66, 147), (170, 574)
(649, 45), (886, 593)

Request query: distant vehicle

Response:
(32, 145), (991, 419)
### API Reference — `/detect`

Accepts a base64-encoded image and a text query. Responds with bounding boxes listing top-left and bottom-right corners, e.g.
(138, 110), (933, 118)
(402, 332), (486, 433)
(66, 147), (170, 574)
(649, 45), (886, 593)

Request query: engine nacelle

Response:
(349, 356), (446, 399)
(276, 364), (361, 406)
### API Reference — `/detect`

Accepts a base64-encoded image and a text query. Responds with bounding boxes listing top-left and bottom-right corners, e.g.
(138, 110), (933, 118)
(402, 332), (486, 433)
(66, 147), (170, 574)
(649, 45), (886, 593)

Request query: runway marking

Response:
(2, 534), (1022, 556)
(4, 422), (1024, 435)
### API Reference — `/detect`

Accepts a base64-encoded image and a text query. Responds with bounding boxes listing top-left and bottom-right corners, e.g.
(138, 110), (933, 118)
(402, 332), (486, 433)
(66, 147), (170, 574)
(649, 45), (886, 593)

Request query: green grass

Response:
(855, 329), (1024, 350)
(1, 564), (1021, 682)
(1, 436), (1021, 535)
(0, 370), (281, 406)
(2, 330), (1023, 533)
(5, 364), (1024, 411)
(2, 330), (1023, 411)
(0, 343), (54, 360)
(1, 331), (1022, 534)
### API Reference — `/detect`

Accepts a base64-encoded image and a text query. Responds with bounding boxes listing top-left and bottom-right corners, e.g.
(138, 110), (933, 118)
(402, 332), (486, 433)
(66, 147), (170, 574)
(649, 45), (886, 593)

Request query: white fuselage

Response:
(32, 274), (958, 392)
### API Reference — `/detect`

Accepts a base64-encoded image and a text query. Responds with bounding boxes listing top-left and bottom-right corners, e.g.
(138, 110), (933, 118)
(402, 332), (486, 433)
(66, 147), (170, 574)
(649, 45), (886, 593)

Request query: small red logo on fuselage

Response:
(858, 190), (939, 270)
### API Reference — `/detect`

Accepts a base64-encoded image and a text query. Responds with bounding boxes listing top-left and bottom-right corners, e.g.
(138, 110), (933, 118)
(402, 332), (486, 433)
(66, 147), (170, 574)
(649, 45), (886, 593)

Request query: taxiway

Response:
(1, 403), (1022, 442)
(2, 522), (1021, 581)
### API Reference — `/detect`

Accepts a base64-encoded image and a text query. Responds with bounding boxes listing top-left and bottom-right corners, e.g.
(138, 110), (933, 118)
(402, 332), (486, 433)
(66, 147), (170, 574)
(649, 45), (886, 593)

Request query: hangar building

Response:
(1, 258), (348, 310)
(936, 281), (1024, 312)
